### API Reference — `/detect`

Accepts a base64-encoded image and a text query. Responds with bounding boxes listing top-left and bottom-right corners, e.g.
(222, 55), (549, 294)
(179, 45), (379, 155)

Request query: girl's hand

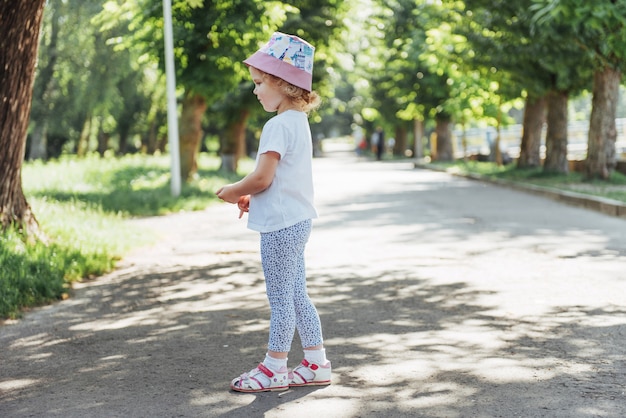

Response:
(215, 152), (279, 214)
(237, 195), (250, 218)
(216, 185), (239, 204)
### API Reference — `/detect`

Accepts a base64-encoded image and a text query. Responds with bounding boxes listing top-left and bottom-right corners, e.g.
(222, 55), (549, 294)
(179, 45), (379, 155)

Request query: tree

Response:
(367, 1), (515, 162)
(278, 0), (346, 104)
(459, 0), (592, 173)
(424, 18), (508, 162)
(208, 0), (347, 172)
(101, 0), (346, 177)
(28, 0), (157, 160)
(372, 0), (432, 157)
(365, 0), (460, 161)
(459, 0), (547, 167)
(0, 0), (47, 237)
(100, 0), (290, 177)
(518, 95), (546, 168)
(532, 0), (626, 179)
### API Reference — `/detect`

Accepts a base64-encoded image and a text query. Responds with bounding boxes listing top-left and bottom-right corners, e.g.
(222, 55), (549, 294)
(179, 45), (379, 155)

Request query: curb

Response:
(414, 162), (626, 220)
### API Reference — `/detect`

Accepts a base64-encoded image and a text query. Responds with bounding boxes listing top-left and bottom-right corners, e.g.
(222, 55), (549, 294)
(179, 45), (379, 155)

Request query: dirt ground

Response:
(1, 146), (625, 417)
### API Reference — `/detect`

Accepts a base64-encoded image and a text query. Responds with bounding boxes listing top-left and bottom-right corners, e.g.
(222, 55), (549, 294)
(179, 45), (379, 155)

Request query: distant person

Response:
(216, 32), (331, 393)
(353, 126), (366, 157)
(372, 126), (385, 160)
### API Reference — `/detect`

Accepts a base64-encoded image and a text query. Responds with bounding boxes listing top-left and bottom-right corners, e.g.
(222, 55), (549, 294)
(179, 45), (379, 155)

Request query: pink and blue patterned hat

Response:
(244, 32), (315, 92)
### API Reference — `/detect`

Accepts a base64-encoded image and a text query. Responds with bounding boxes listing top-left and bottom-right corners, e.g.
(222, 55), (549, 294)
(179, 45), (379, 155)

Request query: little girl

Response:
(216, 32), (331, 393)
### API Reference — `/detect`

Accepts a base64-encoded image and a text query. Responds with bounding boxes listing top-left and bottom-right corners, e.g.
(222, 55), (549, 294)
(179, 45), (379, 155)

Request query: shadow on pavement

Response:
(1, 156), (625, 417)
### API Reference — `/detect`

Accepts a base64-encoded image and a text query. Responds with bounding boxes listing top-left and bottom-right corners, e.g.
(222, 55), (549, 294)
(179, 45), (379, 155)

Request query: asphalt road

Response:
(1, 146), (625, 417)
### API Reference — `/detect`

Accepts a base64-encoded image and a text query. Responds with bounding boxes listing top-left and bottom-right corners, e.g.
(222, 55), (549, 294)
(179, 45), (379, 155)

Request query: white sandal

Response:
(230, 363), (290, 393)
(289, 359), (332, 387)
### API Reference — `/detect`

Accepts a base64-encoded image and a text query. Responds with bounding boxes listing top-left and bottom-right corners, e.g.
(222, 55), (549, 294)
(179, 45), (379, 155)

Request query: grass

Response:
(1, 153), (247, 320)
(429, 160), (626, 203)
(23, 153), (250, 216)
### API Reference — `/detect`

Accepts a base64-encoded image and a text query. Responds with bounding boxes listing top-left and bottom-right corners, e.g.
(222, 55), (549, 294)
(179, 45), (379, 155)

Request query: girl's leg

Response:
(231, 223), (304, 392)
(287, 221), (330, 385)
(292, 221), (324, 349)
(258, 220), (330, 388)
(261, 219), (324, 354)
(231, 220), (324, 392)
(261, 221), (307, 354)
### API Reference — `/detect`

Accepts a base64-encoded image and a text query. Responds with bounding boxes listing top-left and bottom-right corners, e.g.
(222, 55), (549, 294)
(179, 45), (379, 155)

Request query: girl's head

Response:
(244, 32), (320, 113)
(249, 66), (320, 113)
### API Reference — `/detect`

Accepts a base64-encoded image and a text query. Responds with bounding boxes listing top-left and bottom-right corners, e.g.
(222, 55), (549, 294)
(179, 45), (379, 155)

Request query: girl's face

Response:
(249, 67), (290, 113)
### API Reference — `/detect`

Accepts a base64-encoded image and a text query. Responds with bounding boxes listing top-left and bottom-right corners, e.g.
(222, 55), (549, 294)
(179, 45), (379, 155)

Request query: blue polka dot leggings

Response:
(260, 219), (323, 353)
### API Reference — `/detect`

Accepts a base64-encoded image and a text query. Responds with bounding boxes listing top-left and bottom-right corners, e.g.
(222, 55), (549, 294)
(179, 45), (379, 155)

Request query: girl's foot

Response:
(289, 359), (332, 387)
(230, 363), (290, 393)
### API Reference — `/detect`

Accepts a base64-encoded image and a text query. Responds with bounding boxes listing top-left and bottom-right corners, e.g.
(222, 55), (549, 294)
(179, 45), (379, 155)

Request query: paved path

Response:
(1, 148), (625, 417)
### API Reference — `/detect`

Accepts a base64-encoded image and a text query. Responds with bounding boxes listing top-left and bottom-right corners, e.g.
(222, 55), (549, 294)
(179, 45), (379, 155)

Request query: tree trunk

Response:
(585, 66), (620, 180)
(494, 107), (503, 165)
(413, 118), (424, 159)
(517, 94), (546, 169)
(179, 92), (207, 181)
(145, 118), (158, 154)
(77, 115), (92, 156)
(394, 125), (407, 156)
(28, 122), (48, 161)
(219, 152), (237, 173)
(434, 113), (453, 161)
(232, 109), (249, 163)
(97, 121), (109, 157)
(143, 111), (165, 154)
(220, 109), (250, 173)
(459, 122), (468, 161)
(118, 125), (131, 155)
(0, 0), (47, 238)
(543, 90), (569, 174)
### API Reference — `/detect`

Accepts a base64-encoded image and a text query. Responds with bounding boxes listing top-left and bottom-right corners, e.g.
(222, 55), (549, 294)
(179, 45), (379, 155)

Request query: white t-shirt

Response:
(247, 110), (318, 233)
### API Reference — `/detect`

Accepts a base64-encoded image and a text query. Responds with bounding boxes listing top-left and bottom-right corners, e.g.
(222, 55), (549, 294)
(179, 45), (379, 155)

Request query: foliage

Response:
(325, 0), (384, 133)
(29, 0), (158, 158)
(278, 0), (349, 114)
(362, 0), (516, 134)
(457, 1), (548, 96)
(98, 0), (289, 105)
(364, 0), (435, 126)
(13, 0), (626, 319)
(25, 1), (626, 173)
(421, 11), (508, 125)
(531, 0), (626, 71)
(453, 0), (592, 114)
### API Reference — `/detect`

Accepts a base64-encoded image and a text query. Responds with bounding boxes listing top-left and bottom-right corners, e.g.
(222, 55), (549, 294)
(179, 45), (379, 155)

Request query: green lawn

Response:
(429, 160), (626, 203)
(1, 154), (247, 319)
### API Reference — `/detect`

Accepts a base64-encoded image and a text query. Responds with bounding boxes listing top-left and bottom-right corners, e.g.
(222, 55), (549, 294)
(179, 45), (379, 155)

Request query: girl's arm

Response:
(216, 151), (280, 204)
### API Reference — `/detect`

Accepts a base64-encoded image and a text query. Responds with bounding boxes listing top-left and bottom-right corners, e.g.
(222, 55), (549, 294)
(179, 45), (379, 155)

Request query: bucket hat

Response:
(244, 32), (315, 92)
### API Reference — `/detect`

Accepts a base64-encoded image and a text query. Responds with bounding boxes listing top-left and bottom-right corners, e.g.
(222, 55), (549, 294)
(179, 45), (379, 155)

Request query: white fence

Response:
(452, 118), (626, 161)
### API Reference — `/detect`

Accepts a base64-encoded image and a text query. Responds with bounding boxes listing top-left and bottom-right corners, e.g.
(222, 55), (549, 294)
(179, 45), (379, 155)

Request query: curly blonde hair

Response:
(262, 72), (321, 113)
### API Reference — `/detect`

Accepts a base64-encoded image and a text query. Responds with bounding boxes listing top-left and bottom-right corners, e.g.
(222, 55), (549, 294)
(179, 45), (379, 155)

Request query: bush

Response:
(0, 231), (66, 318)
